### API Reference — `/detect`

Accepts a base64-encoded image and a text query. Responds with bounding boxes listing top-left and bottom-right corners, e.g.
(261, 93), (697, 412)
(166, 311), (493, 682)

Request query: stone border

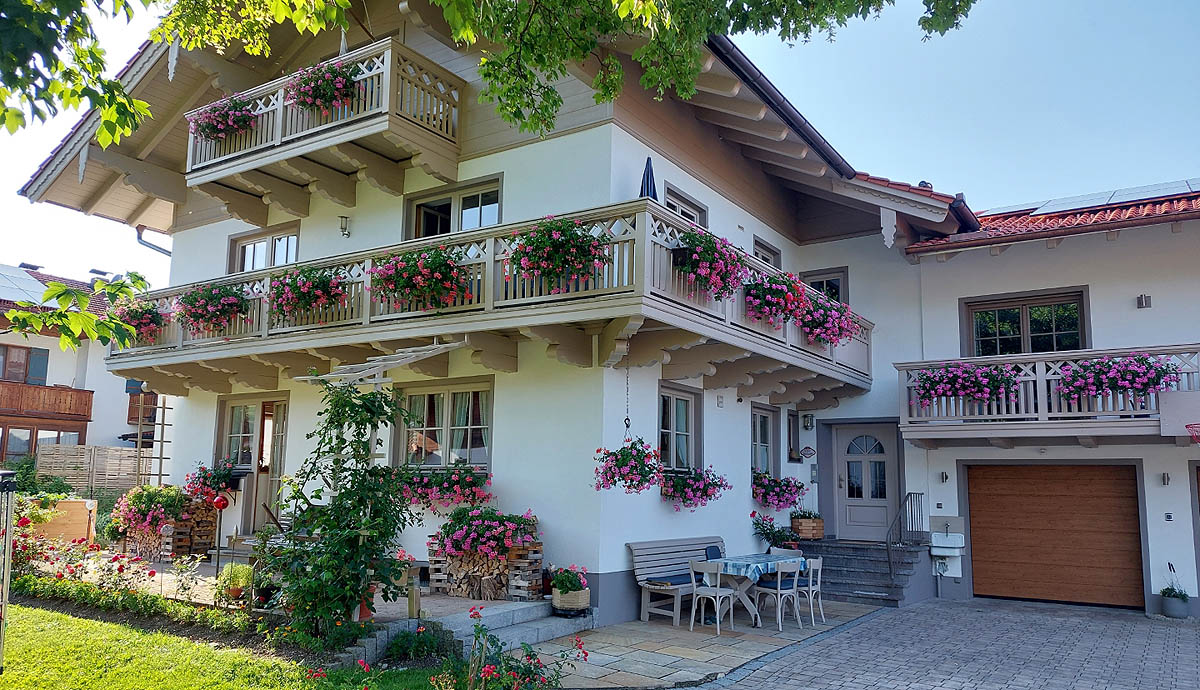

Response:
(330, 618), (422, 669)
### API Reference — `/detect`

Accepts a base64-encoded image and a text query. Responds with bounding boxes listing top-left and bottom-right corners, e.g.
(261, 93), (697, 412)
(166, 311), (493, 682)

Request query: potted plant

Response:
(111, 297), (166, 344)
(183, 458), (240, 502)
(187, 93), (258, 140)
(1161, 562), (1190, 619)
(751, 470), (807, 511)
(401, 462), (493, 513)
(790, 508), (824, 540)
(218, 562), (254, 601)
(175, 284), (251, 335)
(507, 216), (610, 292)
(743, 274), (806, 329)
(369, 245), (473, 311)
(912, 361), (1020, 408)
(794, 286), (861, 346)
(268, 266), (347, 321)
(550, 564), (590, 614)
(750, 511), (796, 549)
(593, 437), (663, 494)
(1057, 352), (1181, 404)
(670, 227), (749, 300)
(285, 60), (362, 114)
(659, 465), (732, 512)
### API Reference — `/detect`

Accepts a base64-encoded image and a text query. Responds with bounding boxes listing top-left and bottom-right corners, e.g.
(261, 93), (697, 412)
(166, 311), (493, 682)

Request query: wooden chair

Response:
(627, 536), (724, 625)
(688, 560), (736, 635)
(799, 556), (825, 625)
(750, 560), (804, 631)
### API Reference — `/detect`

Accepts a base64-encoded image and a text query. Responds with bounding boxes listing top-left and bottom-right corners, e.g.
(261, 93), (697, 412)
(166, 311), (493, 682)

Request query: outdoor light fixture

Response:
(339, 215), (351, 238)
(802, 414), (815, 431)
(1162, 472), (1170, 486)
(0, 468), (17, 674)
(940, 471), (950, 483)
(1137, 294), (1152, 309)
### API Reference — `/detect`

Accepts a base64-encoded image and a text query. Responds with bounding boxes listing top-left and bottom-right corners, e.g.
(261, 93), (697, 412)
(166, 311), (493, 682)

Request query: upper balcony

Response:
(897, 345), (1200, 447)
(185, 37), (466, 193)
(0, 381), (94, 422)
(108, 199), (873, 404)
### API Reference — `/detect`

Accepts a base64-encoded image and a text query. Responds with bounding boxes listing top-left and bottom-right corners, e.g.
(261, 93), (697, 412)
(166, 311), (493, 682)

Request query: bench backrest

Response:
(627, 536), (725, 584)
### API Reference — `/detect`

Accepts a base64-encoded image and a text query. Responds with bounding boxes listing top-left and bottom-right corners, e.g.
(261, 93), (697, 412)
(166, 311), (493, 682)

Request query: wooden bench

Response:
(627, 536), (725, 625)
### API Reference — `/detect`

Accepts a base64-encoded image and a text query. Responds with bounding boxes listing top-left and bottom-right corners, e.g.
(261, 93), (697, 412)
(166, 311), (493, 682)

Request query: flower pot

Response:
(670, 246), (694, 268)
(552, 587), (590, 611)
(791, 518), (824, 540)
(226, 586), (244, 600)
(358, 583), (378, 621)
(1162, 595), (1190, 619)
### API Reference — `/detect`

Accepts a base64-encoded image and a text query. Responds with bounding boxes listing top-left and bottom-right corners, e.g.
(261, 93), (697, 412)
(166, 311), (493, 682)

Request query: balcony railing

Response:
(185, 37), (463, 173)
(897, 345), (1200, 426)
(0, 381), (94, 421)
(111, 199), (873, 380)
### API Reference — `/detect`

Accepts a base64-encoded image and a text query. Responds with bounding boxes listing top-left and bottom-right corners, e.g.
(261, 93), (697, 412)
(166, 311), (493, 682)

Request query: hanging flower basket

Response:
(593, 437), (663, 493)
(111, 297), (166, 344)
(670, 228), (749, 300)
(175, 284), (251, 335)
(268, 266), (348, 321)
(751, 471), (807, 511)
(1057, 352), (1180, 404)
(368, 245), (473, 310)
(187, 94), (258, 141)
(660, 466), (732, 512)
(912, 362), (1020, 407)
(507, 216), (610, 293)
(795, 286), (860, 346)
(285, 61), (363, 114)
(743, 275), (808, 329)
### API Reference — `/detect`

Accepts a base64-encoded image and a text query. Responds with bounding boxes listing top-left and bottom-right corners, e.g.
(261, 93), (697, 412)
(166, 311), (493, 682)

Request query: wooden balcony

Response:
(108, 199), (873, 400)
(897, 345), (1200, 447)
(185, 37), (465, 190)
(0, 381), (94, 422)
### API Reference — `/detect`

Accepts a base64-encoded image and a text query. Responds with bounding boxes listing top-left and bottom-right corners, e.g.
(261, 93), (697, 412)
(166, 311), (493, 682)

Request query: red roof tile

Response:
(907, 191), (1200, 254)
(0, 269), (110, 317)
(854, 173), (957, 205)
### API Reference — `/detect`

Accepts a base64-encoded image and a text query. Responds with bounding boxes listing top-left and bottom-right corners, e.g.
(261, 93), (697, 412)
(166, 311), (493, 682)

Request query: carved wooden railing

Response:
(111, 199), (873, 380)
(897, 345), (1200, 425)
(185, 37), (463, 172)
(0, 381), (94, 421)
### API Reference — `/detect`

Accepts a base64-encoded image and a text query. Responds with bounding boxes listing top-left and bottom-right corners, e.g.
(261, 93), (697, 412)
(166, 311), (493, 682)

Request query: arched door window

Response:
(845, 435), (886, 499)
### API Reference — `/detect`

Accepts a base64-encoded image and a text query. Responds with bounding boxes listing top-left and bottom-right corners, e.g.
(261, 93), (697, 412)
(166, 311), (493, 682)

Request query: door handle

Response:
(838, 473), (844, 489)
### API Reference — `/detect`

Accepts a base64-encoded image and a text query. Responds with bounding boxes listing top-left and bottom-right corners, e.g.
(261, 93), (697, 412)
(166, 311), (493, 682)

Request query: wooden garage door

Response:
(967, 465), (1144, 607)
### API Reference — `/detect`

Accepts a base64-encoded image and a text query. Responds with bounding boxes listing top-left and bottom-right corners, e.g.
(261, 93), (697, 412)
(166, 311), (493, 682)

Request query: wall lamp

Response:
(339, 215), (351, 238)
(802, 414), (815, 431)
(940, 471), (950, 483)
(1162, 472), (1170, 486)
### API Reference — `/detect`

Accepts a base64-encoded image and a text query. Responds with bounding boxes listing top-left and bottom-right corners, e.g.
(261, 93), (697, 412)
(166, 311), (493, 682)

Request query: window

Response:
(4, 427), (31, 461)
(229, 223), (300, 273)
(750, 406), (777, 475)
(398, 383), (492, 467)
(127, 392), (158, 425)
(659, 387), (698, 470)
(0, 345), (48, 384)
(845, 434), (885, 500)
(965, 291), (1085, 356)
(223, 403), (259, 466)
(410, 181), (501, 239)
(664, 184), (708, 227)
(752, 238), (782, 268)
(802, 267), (848, 305)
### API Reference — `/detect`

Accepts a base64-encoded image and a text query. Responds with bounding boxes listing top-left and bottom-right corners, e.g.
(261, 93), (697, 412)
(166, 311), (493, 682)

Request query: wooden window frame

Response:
(659, 382), (701, 472)
(752, 236), (782, 269)
(801, 266), (849, 305)
(0, 344), (30, 383)
(215, 392), (291, 468)
(405, 176), (503, 240)
(127, 392), (159, 425)
(750, 404), (780, 478)
(227, 221), (301, 274)
(663, 183), (709, 228)
(0, 421), (86, 460)
(958, 286), (1091, 357)
(393, 376), (495, 470)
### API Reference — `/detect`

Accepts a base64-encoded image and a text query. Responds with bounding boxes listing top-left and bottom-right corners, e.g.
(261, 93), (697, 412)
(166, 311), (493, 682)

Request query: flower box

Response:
(552, 587), (590, 611)
(790, 518), (824, 540)
(669, 229), (749, 301)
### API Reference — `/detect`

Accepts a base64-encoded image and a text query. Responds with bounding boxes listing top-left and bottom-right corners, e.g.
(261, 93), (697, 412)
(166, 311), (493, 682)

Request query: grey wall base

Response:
(590, 569), (642, 626)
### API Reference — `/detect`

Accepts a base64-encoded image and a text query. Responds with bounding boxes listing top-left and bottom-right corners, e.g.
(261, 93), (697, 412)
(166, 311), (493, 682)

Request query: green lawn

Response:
(3, 605), (437, 690)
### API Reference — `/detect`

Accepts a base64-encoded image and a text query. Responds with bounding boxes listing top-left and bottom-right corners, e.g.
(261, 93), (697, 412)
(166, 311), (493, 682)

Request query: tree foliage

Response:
(4, 271), (149, 351)
(2, 0), (977, 139)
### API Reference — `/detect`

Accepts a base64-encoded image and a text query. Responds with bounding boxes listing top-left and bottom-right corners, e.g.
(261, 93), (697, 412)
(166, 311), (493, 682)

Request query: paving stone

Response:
(654, 645), (722, 662)
(600, 670), (668, 688)
(668, 658), (733, 675)
(661, 670), (707, 684)
(561, 674), (620, 688)
(607, 658), (679, 679)
(625, 649), (687, 666)
(564, 662), (619, 679)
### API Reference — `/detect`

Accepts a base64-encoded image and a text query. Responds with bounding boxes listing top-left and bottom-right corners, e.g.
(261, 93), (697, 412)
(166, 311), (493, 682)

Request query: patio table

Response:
(706, 553), (807, 628)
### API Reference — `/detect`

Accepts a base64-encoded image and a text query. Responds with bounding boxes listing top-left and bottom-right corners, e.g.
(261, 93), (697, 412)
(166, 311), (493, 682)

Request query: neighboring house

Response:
(19, 4), (1200, 623)
(0, 265), (162, 458)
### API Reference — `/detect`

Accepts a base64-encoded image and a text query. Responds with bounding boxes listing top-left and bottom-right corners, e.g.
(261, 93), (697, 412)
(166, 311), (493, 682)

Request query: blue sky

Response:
(3, 0), (1196, 285)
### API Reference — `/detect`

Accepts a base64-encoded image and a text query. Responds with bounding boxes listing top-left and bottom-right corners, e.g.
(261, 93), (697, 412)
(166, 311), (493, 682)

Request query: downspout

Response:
(135, 226), (172, 257)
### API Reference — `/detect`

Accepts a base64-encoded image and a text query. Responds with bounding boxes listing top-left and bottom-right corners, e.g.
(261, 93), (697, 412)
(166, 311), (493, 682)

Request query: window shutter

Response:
(25, 348), (48, 386)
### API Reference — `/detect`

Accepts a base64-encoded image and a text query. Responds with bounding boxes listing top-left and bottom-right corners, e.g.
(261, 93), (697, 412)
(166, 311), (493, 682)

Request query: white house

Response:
(20, 3), (1200, 623)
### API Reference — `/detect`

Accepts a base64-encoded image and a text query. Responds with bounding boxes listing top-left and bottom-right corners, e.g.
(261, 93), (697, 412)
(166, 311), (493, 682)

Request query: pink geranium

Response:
(593, 437), (663, 494)
(912, 362), (1020, 407)
(368, 245), (472, 310)
(672, 227), (750, 300)
(506, 216), (611, 294)
(187, 93), (257, 140)
(659, 466), (732, 512)
(1057, 353), (1180, 404)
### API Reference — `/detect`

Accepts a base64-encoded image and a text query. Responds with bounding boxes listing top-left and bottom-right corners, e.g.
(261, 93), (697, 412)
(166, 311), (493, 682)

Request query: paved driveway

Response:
(722, 598), (1199, 690)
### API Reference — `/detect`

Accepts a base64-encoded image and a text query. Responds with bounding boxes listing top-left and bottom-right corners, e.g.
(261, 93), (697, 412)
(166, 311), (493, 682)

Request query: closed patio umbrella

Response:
(639, 157), (658, 201)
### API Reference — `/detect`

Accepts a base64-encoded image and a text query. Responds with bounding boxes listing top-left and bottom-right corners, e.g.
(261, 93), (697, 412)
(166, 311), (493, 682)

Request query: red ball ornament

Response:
(213, 495), (230, 511)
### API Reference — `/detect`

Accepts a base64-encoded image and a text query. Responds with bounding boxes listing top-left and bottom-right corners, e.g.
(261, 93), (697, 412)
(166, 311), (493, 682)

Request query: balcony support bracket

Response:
(465, 332), (519, 373)
(521, 325), (593, 368)
(331, 143), (409, 196)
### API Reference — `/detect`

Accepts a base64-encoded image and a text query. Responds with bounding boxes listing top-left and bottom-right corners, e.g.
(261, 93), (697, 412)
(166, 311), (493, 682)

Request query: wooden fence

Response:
(36, 445), (151, 497)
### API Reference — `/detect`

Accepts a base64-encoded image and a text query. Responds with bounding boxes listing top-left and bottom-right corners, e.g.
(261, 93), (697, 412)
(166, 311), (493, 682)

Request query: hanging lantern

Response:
(0, 469), (17, 675)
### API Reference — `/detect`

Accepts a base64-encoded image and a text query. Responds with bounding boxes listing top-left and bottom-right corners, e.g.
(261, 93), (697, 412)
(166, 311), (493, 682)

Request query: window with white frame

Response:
(230, 225), (299, 273)
(802, 267), (848, 304)
(411, 182), (501, 239)
(663, 184), (708, 227)
(659, 386), (698, 470)
(398, 382), (492, 467)
(752, 237), (782, 268)
(750, 406), (777, 475)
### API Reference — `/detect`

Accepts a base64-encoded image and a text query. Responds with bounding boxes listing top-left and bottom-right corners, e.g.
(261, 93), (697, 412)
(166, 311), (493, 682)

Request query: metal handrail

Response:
(885, 491), (925, 579)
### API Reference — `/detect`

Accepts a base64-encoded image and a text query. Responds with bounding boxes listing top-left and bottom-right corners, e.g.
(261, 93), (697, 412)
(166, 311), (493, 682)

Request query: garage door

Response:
(967, 464), (1144, 607)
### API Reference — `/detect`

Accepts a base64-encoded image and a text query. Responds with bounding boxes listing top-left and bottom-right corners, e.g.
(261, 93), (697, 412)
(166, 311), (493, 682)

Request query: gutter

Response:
(136, 226), (172, 257)
(706, 35), (856, 179)
(948, 193), (981, 232)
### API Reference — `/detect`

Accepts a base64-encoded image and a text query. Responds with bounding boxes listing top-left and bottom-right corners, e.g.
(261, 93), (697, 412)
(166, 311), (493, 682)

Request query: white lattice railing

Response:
(897, 345), (1200, 425)
(112, 199), (873, 380)
(185, 37), (463, 172)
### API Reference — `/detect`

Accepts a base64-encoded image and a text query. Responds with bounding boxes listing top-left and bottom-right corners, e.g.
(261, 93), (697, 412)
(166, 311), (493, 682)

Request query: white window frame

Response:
(750, 405), (779, 477)
(659, 384), (700, 471)
(228, 222), (300, 274)
(801, 266), (849, 305)
(663, 183), (709, 228)
(408, 178), (502, 239)
(752, 237), (782, 269)
(394, 379), (494, 469)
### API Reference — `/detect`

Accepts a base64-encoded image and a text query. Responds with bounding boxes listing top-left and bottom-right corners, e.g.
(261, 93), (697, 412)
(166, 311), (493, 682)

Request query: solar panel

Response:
(981, 201), (1045, 216)
(0, 264), (50, 306)
(1108, 180), (1191, 204)
(1187, 178), (1200, 193)
(1031, 191), (1115, 216)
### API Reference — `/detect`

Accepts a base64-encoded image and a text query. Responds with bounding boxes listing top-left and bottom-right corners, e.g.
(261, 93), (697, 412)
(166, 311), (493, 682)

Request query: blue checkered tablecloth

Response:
(710, 553), (806, 581)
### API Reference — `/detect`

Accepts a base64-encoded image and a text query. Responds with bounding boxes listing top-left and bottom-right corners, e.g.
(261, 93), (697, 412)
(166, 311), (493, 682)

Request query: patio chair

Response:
(688, 560), (736, 635)
(750, 560), (805, 631)
(799, 556), (825, 625)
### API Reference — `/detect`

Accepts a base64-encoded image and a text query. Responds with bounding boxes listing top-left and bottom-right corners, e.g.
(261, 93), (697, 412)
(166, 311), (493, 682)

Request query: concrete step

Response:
(821, 588), (903, 607)
(796, 541), (924, 562)
(823, 566), (913, 587)
(430, 600), (594, 657)
(813, 554), (919, 574)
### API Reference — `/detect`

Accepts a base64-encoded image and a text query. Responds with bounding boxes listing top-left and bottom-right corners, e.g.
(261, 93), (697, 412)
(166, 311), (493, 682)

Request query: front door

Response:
(835, 424), (898, 541)
(220, 398), (288, 534)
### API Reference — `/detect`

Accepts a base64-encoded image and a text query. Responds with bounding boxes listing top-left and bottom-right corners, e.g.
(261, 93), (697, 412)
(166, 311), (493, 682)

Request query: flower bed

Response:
(187, 93), (257, 140)
(268, 266), (347, 321)
(593, 437), (662, 493)
(743, 274), (806, 328)
(368, 245), (472, 310)
(401, 464), (492, 513)
(1057, 352), (1181, 403)
(428, 506), (538, 561)
(285, 61), (362, 114)
(912, 361), (1020, 407)
(175, 284), (251, 335)
(507, 216), (610, 292)
(111, 298), (166, 343)
(795, 287), (860, 346)
(671, 227), (749, 300)
(659, 466), (732, 512)
(751, 471), (807, 511)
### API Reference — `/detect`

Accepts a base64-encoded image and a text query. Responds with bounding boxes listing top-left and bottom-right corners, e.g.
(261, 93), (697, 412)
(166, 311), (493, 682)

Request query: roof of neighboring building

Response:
(0, 267), (110, 317)
(906, 183), (1200, 254)
(853, 173), (957, 205)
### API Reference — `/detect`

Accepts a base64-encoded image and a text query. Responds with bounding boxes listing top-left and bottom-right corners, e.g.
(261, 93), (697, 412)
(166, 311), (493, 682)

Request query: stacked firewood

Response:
(429, 537), (544, 601)
(161, 499), (218, 558)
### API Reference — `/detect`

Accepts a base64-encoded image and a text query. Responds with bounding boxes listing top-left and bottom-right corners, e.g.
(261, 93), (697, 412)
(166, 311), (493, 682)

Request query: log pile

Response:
(428, 537), (544, 602)
(161, 499), (218, 558)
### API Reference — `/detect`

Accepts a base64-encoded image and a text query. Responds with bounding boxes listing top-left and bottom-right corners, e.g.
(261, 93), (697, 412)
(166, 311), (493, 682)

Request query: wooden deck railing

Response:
(0, 381), (93, 421)
(897, 345), (1200, 425)
(111, 199), (873, 380)
(185, 37), (463, 172)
